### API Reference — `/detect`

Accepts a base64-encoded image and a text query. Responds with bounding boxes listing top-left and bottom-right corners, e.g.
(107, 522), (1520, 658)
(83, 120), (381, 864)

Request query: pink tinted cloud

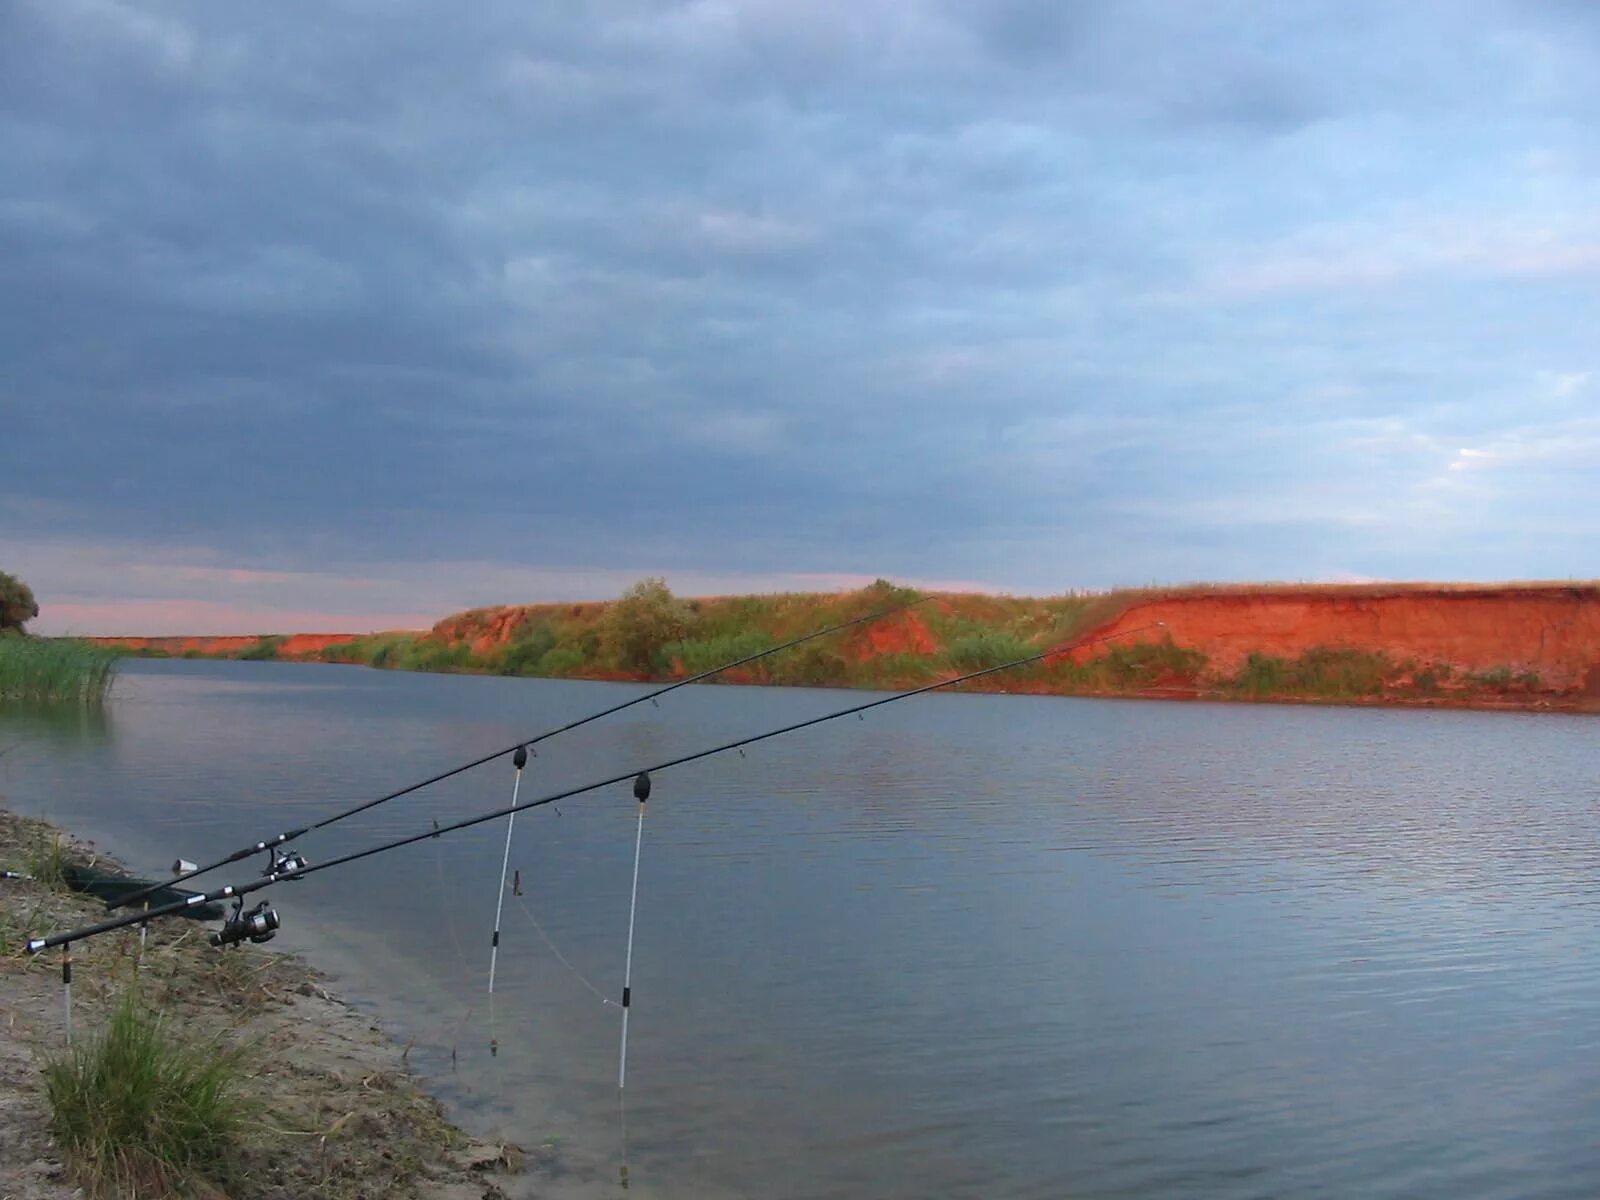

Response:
(38, 599), (434, 638)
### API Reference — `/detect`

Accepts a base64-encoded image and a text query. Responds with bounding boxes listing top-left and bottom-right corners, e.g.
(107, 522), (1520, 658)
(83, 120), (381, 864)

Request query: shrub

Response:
(1413, 664), (1443, 693)
(661, 631), (773, 675)
(493, 625), (557, 675)
(535, 646), (589, 677)
(1292, 646), (1389, 697)
(44, 990), (243, 1197)
(598, 578), (695, 674)
(398, 640), (472, 673)
(943, 631), (1036, 672)
(1235, 652), (1289, 697)
(860, 652), (941, 687)
(857, 578), (923, 611)
(0, 568), (39, 634)
(779, 643), (848, 686)
(1469, 665), (1514, 691)
(235, 635), (284, 662)
(1097, 638), (1206, 687)
(319, 633), (429, 670)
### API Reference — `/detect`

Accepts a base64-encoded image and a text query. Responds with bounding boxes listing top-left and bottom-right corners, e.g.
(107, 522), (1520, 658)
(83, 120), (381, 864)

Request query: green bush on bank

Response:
(534, 646), (589, 677)
(598, 577), (695, 673)
(1052, 637), (1208, 690)
(776, 642), (848, 687)
(1235, 651), (1288, 697)
(235, 635), (284, 662)
(661, 630), (773, 675)
(1225, 645), (1392, 699)
(398, 640), (472, 673)
(492, 624), (557, 675)
(942, 631), (1037, 672)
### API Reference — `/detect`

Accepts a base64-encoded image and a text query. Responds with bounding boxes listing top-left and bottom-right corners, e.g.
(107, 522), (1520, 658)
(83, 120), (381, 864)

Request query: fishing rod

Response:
(108, 593), (931, 911)
(28, 619), (1165, 954)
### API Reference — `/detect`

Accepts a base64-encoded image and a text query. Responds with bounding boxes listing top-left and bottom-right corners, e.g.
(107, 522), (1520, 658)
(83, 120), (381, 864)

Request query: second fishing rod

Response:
(111, 592), (930, 911)
(32, 618), (1164, 954)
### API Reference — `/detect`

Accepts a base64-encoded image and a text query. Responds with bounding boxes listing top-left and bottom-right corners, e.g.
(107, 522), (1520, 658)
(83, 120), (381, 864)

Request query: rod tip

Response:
(633, 771), (651, 802)
(26, 939), (45, 955)
(513, 744), (528, 770)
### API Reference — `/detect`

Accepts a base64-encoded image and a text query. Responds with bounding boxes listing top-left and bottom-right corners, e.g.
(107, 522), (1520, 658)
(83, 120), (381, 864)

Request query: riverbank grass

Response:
(44, 989), (244, 1197)
(0, 636), (118, 701)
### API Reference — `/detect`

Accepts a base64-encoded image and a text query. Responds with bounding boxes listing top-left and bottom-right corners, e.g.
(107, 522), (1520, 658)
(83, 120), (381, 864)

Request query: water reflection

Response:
(0, 698), (114, 750)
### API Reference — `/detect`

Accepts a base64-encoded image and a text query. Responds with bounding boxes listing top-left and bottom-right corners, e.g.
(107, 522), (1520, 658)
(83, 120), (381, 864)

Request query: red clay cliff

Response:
(1075, 583), (1600, 696)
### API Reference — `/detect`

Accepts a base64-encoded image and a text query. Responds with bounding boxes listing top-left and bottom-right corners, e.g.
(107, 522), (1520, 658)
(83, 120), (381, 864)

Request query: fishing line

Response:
(29, 620), (1165, 955)
(430, 819), (470, 977)
(111, 595), (930, 911)
(513, 891), (616, 1008)
(427, 816), (482, 1067)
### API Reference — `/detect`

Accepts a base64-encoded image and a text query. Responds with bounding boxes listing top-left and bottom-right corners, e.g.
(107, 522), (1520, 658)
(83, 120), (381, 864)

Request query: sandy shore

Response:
(0, 806), (529, 1199)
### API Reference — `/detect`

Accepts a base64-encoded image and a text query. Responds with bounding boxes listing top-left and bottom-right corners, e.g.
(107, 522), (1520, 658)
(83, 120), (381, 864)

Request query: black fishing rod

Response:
(108, 593), (929, 911)
(29, 619), (1164, 954)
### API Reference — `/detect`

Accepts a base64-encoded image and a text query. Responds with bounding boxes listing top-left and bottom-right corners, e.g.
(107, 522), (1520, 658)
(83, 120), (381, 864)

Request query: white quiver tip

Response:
(487, 744), (530, 1056)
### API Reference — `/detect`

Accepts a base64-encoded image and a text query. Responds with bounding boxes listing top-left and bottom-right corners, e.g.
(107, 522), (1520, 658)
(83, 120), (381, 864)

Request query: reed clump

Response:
(0, 636), (117, 701)
(43, 989), (244, 1198)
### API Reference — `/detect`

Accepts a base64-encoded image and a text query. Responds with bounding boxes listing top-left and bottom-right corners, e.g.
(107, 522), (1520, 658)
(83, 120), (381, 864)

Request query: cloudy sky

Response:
(4, 0), (1598, 634)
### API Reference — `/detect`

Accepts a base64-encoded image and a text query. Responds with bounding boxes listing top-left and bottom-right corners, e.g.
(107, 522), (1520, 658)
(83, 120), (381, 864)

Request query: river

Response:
(2, 659), (1597, 1199)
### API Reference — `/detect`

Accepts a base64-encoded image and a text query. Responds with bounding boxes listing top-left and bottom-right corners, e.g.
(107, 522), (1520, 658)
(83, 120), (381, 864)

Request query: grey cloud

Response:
(4, 0), (1600, 624)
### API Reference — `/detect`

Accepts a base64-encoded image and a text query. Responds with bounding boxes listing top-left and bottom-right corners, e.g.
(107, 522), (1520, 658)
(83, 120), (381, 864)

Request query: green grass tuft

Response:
(0, 637), (117, 701)
(23, 831), (69, 889)
(44, 989), (244, 1198)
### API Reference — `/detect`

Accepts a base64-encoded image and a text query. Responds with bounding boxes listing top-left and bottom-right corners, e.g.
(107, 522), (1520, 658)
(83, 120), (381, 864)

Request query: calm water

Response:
(3, 659), (1599, 1199)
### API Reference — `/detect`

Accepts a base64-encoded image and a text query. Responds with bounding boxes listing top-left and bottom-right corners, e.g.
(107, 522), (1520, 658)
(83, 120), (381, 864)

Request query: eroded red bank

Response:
(1073, 585), (1600, 695)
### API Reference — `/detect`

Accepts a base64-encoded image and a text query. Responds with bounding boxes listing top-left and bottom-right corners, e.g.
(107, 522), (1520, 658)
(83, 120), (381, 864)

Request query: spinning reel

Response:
(210, 897), (280, 948)
(264, 848), (308, 879)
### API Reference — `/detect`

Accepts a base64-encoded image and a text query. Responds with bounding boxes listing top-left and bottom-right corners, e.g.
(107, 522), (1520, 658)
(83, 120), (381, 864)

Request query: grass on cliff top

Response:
(315, 580), (1123, 689)
(44, 988), (245, 1198)
(0, 636), (117, 702)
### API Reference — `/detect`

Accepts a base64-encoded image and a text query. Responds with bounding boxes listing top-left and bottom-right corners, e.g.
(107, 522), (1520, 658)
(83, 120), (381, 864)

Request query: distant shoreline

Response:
(78, 578), (1600, 715)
